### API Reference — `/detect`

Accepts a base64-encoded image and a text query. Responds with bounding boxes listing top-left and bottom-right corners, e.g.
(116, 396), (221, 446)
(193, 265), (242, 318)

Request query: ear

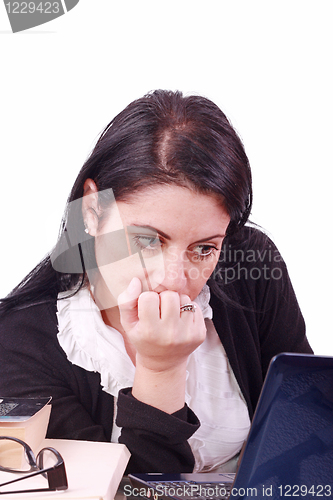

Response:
(82, 179), (100, 236)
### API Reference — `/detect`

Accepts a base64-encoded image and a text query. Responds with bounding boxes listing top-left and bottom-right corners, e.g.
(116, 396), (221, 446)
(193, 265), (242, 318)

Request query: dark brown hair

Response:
(1, 90), (252, 312)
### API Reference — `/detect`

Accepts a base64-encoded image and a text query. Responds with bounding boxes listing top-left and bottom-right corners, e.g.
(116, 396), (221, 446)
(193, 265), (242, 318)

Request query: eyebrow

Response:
(130, 224), (226, 243)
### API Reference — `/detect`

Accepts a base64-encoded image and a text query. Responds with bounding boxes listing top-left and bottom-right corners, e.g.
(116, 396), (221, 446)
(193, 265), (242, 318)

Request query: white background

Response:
(0, 1), (332, 354)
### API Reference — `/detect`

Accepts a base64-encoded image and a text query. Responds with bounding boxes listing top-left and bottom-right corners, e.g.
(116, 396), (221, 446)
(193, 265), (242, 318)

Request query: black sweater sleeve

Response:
(117, 388), (200, 473)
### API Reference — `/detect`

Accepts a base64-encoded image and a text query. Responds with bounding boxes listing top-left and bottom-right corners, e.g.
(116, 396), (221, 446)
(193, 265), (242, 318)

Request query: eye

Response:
(189, 245), (218, 261)
(133, 235), (163, 253)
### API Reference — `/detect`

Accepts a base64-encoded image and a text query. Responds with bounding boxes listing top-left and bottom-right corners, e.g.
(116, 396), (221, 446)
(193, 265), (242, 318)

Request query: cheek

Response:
(192, 261), (216, 281)
(93, 234), (138, 292)
(96, 254), (150, 297)
(94, 234), (166, 293)
(186, 257), (219, 297)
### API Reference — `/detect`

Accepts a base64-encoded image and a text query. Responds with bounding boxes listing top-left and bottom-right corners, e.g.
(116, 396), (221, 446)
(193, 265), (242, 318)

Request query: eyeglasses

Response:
(0, 436), (68, 495)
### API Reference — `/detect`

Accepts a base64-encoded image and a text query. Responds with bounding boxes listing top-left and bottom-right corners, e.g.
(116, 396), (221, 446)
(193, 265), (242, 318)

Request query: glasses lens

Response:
(0, 440), (67, 494)
(0, 438), (33, 471)
(37, 448), (58, 470)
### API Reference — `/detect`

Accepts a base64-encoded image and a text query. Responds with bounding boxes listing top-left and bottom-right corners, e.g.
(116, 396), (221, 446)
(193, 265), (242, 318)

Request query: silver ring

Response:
(180, 303), (196, 313)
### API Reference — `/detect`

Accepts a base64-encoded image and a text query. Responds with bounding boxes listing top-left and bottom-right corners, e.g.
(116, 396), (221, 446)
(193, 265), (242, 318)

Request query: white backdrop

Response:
(1, 1), (332, 354)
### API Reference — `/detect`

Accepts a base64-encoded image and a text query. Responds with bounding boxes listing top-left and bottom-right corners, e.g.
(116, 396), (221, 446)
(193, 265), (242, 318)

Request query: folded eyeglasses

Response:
(0, 436), (68, 495)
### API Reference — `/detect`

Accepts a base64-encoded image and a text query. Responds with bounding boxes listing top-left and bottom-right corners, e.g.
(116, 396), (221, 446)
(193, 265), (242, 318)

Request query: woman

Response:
(0, 90), (312, 473)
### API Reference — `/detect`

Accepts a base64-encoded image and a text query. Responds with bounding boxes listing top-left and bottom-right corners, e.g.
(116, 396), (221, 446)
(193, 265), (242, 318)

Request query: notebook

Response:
(129, 353), (333, 500)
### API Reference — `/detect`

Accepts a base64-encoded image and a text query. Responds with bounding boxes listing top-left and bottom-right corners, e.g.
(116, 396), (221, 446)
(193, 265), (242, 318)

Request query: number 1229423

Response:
(5, 2), (61, 14)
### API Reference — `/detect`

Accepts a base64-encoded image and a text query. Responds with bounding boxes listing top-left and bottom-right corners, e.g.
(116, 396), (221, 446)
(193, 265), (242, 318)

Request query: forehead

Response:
(104, 185), (230, 238)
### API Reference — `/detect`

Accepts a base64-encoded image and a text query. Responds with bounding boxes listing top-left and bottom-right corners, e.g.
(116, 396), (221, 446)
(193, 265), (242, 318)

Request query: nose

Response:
(154, 249), (187, 293)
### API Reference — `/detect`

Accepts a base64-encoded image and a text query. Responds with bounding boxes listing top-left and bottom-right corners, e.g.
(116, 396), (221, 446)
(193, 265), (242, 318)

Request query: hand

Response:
(118, 277), (206, 373)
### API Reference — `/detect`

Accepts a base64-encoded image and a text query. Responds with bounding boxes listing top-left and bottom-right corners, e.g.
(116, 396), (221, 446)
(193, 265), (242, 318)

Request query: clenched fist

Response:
(118, 277), (207, 413)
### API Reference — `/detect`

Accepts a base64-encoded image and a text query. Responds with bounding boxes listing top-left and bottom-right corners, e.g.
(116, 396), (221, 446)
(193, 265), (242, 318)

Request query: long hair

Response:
(0, 90), (252, 313)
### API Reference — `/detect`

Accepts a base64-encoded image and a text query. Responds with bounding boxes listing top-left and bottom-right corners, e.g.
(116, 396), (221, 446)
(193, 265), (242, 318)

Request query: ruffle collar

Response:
(56, 285), (213, 397)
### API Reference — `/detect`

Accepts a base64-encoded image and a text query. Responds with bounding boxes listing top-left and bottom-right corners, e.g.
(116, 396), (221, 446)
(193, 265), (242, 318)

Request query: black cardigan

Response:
(0, 228), (312, 473)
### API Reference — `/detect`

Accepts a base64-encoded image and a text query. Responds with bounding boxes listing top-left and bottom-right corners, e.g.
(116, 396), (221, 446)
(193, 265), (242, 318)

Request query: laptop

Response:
(129, 353), (333, 499)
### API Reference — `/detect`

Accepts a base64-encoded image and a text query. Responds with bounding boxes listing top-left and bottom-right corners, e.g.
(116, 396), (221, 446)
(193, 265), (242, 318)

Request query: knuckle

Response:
(180, 294), (191, 303)
(159, 290), (178, 301)
(139, 291), (158, 305)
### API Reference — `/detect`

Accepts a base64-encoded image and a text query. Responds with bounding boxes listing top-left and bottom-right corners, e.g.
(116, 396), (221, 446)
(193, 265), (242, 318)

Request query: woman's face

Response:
(88, 185), (230, 308)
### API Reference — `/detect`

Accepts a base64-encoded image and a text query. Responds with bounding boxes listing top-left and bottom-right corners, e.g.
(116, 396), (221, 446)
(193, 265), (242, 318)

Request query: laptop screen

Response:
(232, 353), (333, 497)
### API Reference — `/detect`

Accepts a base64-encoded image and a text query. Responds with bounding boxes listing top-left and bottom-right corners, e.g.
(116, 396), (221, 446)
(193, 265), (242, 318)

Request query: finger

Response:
(137, 291), (160, 325)
(179, 294), (196, 320)
(179, 295), (206, 345)
(118, 277), (142, 330)
(179, 294), (191, 307)
(159, 290), (181, 321)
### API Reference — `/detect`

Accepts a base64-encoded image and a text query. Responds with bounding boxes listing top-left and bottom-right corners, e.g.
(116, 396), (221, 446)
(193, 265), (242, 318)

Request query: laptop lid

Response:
(232, 352), (333, 498)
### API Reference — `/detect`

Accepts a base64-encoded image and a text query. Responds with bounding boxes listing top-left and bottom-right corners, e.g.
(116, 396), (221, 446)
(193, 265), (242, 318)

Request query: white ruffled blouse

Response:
(56, 285), (250, 472)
